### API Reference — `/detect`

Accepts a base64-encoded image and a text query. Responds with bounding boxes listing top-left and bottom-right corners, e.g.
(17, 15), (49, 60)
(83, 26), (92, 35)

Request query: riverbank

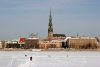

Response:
(0, 49), (32, 51)
(0, 48), (100, 52)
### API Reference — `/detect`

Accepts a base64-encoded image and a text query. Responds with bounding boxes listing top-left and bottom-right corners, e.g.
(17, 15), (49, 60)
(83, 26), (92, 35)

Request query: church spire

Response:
(50, 5), (51, 17)
(48, 6), (53, 37)
(49, 5), (52, 26)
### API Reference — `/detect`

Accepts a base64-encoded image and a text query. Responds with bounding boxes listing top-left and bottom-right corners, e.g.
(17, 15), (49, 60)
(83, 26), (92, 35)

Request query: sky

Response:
(0, 0), (100, 41)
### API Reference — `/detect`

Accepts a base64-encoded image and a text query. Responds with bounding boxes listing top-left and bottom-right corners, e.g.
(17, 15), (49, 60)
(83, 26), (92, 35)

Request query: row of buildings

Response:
(0, 36), (100, 49)
(0, 7), (100, 49)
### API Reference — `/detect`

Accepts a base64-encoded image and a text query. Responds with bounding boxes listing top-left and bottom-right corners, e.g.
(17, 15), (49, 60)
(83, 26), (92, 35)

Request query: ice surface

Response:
(0, 51), (100, 67)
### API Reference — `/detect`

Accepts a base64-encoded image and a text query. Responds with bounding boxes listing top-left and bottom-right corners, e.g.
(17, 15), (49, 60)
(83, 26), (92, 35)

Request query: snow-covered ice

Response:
(0, 51), (100, 67)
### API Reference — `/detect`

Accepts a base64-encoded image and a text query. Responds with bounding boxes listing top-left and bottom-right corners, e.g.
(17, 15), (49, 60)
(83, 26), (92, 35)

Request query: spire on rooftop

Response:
(49, 5), (52, 26)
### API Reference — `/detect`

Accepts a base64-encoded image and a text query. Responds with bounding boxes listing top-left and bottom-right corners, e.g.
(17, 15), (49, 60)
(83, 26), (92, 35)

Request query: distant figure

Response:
(30, 56), (32, 61)
(48, 55), (51, 57)
(67, 54), (68, 57)
(25, 55), (27, 57)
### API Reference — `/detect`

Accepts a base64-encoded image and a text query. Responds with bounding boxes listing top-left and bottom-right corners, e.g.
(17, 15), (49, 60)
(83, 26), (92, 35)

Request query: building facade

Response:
(39, 40), (63, 49)
(67, 38), (97, 49)
(1, 41), (5, 48)
(0, 41), (2, 48)
(18, 38), (28, 48)
(5, 40), (19, 48)
(24, 38), (40, 49)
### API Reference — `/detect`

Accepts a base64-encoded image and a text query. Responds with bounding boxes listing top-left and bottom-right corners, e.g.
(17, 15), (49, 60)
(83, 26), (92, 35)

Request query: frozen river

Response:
(0, 51), (100, 67)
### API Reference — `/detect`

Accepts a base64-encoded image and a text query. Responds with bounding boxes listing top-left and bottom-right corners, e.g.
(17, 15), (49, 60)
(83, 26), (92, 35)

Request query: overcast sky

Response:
(0, 0), (100, 41)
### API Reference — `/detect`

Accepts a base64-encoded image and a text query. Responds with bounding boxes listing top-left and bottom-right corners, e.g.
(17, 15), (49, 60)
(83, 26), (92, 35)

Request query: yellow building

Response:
(39, 41), (62, 49)
(68, 38), (97, 49)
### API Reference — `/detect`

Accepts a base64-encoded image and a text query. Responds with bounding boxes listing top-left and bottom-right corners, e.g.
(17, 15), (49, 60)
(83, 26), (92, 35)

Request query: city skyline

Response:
(0, 0), (100, 41)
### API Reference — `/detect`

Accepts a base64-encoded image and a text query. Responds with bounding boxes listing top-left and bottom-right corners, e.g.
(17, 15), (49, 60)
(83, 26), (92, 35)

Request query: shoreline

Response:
(0, 49), (100, 52)
(41, 49), (100, 52)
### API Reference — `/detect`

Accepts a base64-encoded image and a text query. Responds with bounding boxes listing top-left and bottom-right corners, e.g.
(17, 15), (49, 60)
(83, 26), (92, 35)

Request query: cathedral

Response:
(46, 7), (66, 41)
(39, 7), (66, 49)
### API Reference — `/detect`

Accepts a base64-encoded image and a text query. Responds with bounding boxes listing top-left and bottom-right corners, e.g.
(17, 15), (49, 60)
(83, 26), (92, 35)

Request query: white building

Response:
(0, 41), (2, 48)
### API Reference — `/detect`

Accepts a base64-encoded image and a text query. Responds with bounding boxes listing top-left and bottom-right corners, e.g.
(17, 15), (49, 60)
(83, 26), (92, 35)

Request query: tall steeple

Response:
(49, 6), (52, 27)
(48, 6), (53, 37)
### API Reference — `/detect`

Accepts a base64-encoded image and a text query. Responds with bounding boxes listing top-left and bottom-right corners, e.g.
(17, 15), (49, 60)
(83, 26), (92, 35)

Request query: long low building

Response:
(39, 40), (62, 49)
(67, 37), (97, 49)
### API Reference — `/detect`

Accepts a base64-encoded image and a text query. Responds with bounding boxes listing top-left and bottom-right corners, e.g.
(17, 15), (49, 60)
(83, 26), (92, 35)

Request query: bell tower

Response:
(48, 6), (53, 38)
